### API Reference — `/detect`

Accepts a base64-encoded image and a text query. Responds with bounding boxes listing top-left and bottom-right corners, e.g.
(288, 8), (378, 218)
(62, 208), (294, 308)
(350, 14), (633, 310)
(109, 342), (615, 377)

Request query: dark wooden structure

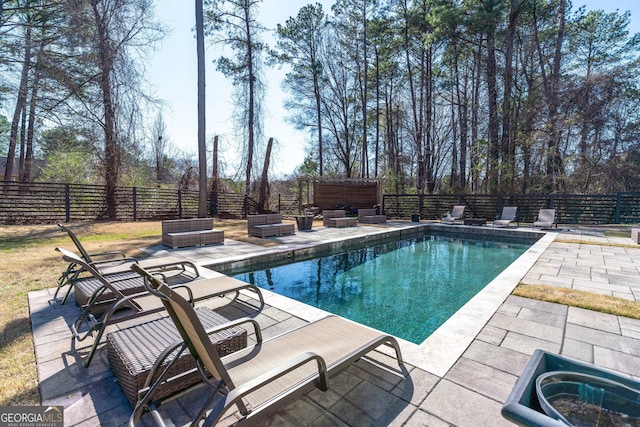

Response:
(297, 177), (383, 213)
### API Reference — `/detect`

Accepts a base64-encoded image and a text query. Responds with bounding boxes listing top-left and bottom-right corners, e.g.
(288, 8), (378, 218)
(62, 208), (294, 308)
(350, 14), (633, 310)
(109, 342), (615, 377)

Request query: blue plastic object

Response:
(536, 371), (640, 425)
(502, 350), (640, 427)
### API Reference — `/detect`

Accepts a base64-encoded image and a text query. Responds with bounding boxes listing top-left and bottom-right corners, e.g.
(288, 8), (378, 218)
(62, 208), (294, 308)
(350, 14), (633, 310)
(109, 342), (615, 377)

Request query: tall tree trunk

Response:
(196, 0), (207, 217)
(244, 2), (255, 196)
(257, 137), (273, 212)
(92, 2), (119, 218)
(210, 135), (219, 215)
(360, 1), (368, 179)
(5, 24), (31, 182)
(534, 0), (566, 192)
(547, 0), (566, 192)
(501, 0), (521, 193)
(374, 47), (380, 178)
(425, 44), (434, 193)
(314, 65), (323, 176)
(401, 0), (424, 192)
(470, 42), (482, 193)
(450, 96), (458, 190)
(486, 27), (500, 194)
(22, 51), (41, 183)
(453, 40), (468, 191)
(18, 102), (26, 181)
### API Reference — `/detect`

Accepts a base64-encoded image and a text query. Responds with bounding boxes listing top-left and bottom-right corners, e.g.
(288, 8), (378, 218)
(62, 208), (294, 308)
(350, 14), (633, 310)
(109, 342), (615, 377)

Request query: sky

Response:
(145, 0), (640, 177)
(146, 0), (334, 177)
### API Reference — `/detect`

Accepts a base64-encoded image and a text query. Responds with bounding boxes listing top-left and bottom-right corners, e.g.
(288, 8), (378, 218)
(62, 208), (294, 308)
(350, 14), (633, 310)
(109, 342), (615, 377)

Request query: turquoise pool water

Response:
(233, 235), (530, 344)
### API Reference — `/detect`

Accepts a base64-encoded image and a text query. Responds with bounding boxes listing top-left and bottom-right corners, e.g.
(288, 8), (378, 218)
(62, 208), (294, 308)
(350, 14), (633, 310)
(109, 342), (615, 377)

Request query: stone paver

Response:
(27, 223), (640, 426)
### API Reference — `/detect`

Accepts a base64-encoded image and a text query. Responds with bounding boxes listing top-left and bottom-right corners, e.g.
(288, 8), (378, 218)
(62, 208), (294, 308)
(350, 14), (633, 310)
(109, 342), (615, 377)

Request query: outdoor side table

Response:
(107, 307), (247, 406)
(295, 215), (314, 231)
(464, 218), (487, 226)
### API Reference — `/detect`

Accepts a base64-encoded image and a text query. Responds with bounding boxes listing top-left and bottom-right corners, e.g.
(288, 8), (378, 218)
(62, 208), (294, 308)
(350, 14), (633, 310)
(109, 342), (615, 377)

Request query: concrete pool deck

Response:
(29, 222), (640, 426)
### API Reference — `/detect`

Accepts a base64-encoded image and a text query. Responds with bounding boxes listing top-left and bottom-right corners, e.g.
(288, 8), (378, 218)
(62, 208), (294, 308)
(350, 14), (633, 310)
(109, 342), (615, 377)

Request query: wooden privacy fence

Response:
(382, 193), (640, 224)
(0, 182), (198, 224)
(2, 181), (639, 225)
(0, 181), (299, 224)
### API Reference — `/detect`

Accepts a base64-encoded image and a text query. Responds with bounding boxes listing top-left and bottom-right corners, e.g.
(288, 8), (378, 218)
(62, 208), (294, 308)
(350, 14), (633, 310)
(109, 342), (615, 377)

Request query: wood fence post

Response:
(133, 187), (137, 221)
(65, 183), (70, 223)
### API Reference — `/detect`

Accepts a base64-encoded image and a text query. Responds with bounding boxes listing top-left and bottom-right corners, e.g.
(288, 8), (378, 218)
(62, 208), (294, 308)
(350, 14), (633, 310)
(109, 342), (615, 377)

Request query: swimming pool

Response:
(232, 234), (531, 344)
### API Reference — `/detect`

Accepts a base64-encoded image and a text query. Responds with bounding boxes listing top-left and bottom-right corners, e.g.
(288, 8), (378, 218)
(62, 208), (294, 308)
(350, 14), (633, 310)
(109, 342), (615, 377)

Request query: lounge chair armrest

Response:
(202, 317), (263, 343)
(224, 351), (329, 408)
(88, 257), (138, 270)
(86, 251), (127, 261)
(147, 260), (200, 279)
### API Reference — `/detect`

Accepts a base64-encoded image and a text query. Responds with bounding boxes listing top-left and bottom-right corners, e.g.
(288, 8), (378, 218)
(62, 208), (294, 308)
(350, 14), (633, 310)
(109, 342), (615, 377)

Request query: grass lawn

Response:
(0, 220), (637, 407)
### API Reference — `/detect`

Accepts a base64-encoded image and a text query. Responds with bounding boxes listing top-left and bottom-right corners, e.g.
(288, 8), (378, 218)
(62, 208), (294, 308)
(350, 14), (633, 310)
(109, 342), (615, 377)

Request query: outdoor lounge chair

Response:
(493, 206), (518, 228)
(129, 263), (405, 427)
(56, 247), (264, 367)
(56, 223), (199, 303)
(533, 208), (557, 229)
(441, 205), (465, 224)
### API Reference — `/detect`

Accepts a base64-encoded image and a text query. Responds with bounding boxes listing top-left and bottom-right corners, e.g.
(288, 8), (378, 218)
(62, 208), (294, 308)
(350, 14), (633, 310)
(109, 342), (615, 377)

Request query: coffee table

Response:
(464, 218), (487, 226)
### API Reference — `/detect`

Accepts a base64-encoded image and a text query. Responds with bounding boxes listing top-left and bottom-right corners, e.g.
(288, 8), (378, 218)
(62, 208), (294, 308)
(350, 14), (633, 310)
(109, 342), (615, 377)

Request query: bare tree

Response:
(63, 0), (163, 217)
(273, 3), (327, 175)
(206, 0), (266, 197)
(533, 0), (566, 192)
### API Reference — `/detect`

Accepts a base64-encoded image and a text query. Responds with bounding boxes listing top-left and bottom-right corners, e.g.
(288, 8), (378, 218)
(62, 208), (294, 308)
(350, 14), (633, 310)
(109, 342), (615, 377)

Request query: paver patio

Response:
(29, 222), (640, 426)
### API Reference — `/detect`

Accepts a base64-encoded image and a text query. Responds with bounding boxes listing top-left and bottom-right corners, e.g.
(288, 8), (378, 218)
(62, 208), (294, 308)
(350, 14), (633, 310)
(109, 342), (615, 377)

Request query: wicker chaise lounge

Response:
(57, 223), (199, 303)
(130, 264), (405, 427)
(56, 247), (264, 367)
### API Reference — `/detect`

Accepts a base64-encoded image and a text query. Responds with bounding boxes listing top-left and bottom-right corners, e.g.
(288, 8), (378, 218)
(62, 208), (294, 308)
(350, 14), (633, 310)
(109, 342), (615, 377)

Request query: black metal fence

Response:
(383, 192), (640, 224)
(2, 181), (638, 225)
(0, 181), (299, 224)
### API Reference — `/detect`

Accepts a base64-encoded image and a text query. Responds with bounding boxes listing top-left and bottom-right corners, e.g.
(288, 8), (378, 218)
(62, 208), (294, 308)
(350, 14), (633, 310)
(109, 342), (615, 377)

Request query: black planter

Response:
(295, 215), (314, 231)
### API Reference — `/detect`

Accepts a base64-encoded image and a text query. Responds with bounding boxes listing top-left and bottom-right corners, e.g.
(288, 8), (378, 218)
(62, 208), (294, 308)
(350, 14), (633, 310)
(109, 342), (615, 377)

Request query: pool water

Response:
(233, 235), (530, 344)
